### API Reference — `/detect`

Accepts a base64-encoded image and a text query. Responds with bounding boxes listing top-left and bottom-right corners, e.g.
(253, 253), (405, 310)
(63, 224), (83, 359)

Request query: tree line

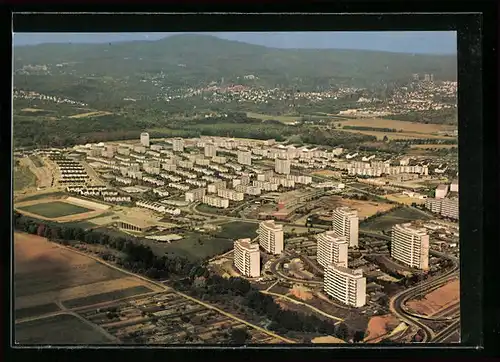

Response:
(13, 211), (359, 342)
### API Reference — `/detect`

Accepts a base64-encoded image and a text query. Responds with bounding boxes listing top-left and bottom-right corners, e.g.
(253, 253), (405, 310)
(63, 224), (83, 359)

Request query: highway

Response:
(389, 252), (459, 343)
(432, 319), (460, 343)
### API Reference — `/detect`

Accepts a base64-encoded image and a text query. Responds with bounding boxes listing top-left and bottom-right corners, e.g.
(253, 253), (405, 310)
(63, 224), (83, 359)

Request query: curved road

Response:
(389, 253), (459, 342)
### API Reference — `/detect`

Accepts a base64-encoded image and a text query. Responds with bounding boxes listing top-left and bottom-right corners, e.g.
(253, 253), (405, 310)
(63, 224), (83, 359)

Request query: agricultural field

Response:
(410, 144), (457, 149)
(360, 207), (431, 232)
(142, 232), (233, 261)
(17, 201), (93, 219)
(337, 118), (455, 134)
(216, 221), (258, 240)
(14, 232), (163, 345)
(13, 166), (36, 191)
(15, 314), (115, 345)
(340, 129), (455, 141)
(69, 111), (113, 119)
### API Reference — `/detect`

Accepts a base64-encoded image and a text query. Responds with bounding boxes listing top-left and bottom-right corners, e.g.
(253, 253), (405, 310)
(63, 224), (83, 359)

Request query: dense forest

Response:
(13, 111), (376, 148)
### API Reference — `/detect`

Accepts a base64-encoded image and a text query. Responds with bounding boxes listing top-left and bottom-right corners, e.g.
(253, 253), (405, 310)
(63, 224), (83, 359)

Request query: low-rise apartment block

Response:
(207, 180), (227, 193)
(185, 188), (207, 202)
(217, 188), (244, 201)
(202, 195), (229, 209)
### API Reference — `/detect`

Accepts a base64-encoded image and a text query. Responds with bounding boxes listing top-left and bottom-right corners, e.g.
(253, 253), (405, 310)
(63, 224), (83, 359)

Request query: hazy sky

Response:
(13, 31), (457, 54)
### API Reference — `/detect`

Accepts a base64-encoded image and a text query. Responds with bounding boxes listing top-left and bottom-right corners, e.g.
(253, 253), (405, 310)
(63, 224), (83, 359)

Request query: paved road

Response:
(53, 242), (295, 344)
(432, 319), (460, 343)
(389, 253), (459, 343)
(269, 255), (323, 287)
(261, 290), (343, 323)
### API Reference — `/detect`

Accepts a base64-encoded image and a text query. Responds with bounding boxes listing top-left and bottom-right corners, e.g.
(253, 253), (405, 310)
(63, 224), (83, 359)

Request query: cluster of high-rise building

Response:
(318, 206), (432, 307)
(233, 220), (284, 278)
(314, 208), (366, 307)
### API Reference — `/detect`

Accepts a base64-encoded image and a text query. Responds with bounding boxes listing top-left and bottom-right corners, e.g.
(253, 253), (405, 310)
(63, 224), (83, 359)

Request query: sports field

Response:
(17, 201), (93, 219)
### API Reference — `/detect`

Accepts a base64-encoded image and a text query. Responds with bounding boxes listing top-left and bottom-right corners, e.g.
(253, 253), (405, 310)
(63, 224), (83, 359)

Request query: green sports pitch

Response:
(17, 201), (93, 219)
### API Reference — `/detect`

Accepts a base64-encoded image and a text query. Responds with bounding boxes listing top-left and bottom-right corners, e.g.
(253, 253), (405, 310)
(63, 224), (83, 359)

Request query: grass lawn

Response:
(15, 314), (113, 345)
(14, 166), (36, 191)
(144, 232), (233, 261)
(17, 201), (93, 218)
(196, 203), (222, 214)
(216, 221), (258, 240)
(360, 207), (431, 232)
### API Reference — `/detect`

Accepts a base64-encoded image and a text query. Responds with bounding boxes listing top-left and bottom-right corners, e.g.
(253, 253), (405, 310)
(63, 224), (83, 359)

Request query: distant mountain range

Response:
(14, 34), (457, 91)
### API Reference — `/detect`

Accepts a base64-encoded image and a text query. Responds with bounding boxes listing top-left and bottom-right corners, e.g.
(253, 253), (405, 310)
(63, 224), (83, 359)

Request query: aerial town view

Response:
(12, 31), (459, 345)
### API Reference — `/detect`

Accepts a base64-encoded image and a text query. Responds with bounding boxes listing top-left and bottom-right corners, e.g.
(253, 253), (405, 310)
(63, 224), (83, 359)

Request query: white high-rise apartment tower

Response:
(332, 207), (359, 248)
(233, 238), (261, 278)
(140, 132), (150, 147)
(258, 220), (284, 255)
(172, 138), (184, 152)
(317, 231), (348, 268)
(391, 223), (430, 270)
(324, 264), (366, 307)
(275, 158), (291, 175)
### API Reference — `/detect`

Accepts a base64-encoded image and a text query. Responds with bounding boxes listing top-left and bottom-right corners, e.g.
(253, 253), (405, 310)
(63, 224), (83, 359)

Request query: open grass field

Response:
(196, 203), (222, 214)
(15, 314), (114, 345)
(17, 201), (93, 219)
(14, 232), (163, 313)
(14, 166), (37, 191)
(68, 111), (112, 119)
(142, 232), (233, 261)
(360, 207), (431, 232)
(216, 221), (258, 240)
